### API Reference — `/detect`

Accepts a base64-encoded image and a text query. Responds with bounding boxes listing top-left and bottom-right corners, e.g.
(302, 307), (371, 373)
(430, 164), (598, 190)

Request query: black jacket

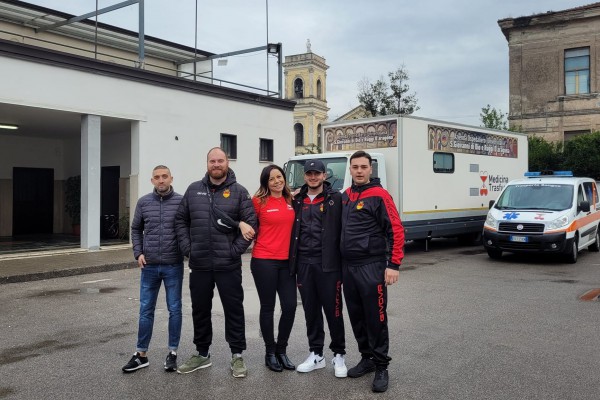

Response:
(340, 178), (404, 269)
(174, 169), (257, 271)
(131, 187), (183, 265)
(289, 181), (342, 274)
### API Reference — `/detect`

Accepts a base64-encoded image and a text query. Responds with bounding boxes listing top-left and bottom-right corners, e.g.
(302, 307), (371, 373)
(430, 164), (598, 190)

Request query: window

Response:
(564, 129), (590, 142)
(316, 79), (322, 99)
(260, 139), (273, 162)
(371, 160), (379, 179)
(317, 124), (322, 147)
(433, 152), (454, 173)
(294, 123), (304, 147)
(294, 78), (304, 98)
(577, 185), (585, 209)
(220, 133), (237, 159)
(583, 181), (599, 207)
(565, 48), (590, 95)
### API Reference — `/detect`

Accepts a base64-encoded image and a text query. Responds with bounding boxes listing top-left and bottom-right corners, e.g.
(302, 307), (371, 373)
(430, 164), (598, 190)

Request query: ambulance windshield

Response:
(494, 184), (574, 211)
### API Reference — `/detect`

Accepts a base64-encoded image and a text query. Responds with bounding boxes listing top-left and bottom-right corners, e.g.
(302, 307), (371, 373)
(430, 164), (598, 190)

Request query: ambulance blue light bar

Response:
(524, 171), (573, 177)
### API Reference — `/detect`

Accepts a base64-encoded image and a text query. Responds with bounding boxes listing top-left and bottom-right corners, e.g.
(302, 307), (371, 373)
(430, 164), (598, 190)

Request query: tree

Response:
(357, 65), (419, 116)
(388, 66), (419, 115)
(299, 143), (321, 155)
(562, 131), (600, 179)
(480, 104), (508, 130)
(357, 76), (389, 117)
(528, 136), (563, 172)
(527, 132), (600, 178)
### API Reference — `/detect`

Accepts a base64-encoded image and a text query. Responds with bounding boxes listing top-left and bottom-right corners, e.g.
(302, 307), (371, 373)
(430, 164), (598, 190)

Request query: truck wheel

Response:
(487, 249), (502, 259)
(457, 232), (482, 246)
(565, 239), (578, 264)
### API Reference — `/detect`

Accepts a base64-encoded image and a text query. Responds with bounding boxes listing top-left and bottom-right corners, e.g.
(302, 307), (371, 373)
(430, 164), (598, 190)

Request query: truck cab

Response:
(285, 152), (387, 192)
(483, 171), (600, 263)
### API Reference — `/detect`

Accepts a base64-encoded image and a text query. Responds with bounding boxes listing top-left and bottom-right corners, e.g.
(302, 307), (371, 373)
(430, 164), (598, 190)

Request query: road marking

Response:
(81, 278), (112, 284)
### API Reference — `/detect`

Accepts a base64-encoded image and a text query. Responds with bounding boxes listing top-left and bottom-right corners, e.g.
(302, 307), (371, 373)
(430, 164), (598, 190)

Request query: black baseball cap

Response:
(304, 159), (326, 173)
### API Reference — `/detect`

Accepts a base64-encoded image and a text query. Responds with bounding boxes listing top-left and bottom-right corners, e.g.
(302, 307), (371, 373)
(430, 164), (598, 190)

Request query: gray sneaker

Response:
(177, 354), (212, 374)
(230, 355), (247, 378)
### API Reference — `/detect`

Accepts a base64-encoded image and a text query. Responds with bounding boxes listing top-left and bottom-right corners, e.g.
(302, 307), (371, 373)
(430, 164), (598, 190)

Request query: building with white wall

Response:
(0, 0), (295, 251)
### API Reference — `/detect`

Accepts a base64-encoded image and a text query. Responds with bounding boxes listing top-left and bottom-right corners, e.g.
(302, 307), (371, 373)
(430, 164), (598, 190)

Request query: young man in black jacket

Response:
(289, 159), (347, 377)
(175, 147), (257, 378)
(341, 151), (404, 393)
(122, 165), (184, 373)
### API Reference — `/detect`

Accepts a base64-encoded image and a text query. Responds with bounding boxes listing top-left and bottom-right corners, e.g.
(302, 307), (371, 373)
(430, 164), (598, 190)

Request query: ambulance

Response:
(483, 171), (600, 263)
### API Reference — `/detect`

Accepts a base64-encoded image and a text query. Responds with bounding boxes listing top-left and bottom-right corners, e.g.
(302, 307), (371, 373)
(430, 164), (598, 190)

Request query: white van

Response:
(483, 171), (600, 263)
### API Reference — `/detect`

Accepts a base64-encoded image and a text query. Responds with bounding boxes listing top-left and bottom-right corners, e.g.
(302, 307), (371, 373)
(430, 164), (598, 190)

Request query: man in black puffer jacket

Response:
(289, 160), (347, 377)
(175, 147), (257, 378)
(122, 165), (183, 374)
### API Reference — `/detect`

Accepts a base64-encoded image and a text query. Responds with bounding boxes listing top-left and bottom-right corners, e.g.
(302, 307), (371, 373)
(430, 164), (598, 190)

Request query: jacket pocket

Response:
(343, 234), (385, 258)
(367, 234), (386, 256)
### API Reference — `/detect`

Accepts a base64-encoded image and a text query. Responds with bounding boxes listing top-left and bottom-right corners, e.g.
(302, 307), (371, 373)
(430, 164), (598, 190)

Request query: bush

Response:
(562, 131), (600, 179)
(528, 136), (563, 172)
(527, 132), (600, 179)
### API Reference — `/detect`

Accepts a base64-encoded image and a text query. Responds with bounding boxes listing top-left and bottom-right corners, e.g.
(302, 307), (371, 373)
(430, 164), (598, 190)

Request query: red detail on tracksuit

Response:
(341, 184), (404, 268)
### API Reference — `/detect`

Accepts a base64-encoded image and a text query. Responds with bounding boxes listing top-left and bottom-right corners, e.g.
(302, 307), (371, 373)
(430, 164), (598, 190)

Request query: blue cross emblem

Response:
(503, 212), (520, 220)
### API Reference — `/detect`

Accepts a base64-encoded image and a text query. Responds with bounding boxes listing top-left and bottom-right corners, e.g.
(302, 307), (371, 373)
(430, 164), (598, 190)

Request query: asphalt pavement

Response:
(1, 240), (599, 400)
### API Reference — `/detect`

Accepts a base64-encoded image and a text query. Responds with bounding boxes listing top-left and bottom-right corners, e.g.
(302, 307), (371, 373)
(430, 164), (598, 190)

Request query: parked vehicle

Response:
(285, 115), (528, 245)
(483, 171), (600, 263)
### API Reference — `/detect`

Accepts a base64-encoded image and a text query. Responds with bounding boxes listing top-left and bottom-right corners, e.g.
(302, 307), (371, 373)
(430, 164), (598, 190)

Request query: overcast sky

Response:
(25, 0), (588, 126)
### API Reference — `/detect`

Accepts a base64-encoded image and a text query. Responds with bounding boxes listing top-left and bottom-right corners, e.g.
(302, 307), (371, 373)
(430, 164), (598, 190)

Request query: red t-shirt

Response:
(251, 196), (295, 260)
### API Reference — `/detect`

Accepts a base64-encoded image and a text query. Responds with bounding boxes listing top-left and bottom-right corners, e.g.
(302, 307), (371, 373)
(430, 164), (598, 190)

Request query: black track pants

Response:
(342, 260), (391, 367)
(189, 268), (246, 355)
(297, 262), (345, 355)
(250, 258), (297, 354)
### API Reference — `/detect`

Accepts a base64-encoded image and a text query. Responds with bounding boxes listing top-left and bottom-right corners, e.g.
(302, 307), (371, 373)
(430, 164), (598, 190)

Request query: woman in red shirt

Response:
(251, 164), (297, 372)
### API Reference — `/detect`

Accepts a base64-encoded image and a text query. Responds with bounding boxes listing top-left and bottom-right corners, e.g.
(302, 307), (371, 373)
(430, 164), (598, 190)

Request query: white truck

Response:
(284, 115), (528, 246)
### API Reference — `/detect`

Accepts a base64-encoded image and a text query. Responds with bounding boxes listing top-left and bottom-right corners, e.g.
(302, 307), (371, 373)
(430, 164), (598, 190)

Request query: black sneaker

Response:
(122, 352), (149, 373)
(164, 352), (177, 372)
(347, 357), (376, 378)
(372, 367), (389, 393)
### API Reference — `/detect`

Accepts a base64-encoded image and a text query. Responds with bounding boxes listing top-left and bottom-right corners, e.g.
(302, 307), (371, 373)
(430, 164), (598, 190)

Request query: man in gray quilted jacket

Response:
(175, 147), (257, 378)
(122, 165), (183, 374)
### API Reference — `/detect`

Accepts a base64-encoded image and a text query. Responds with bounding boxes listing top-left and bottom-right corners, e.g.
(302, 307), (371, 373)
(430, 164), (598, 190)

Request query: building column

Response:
(129, 121), (140, 232)
(81, 115), (101, 250)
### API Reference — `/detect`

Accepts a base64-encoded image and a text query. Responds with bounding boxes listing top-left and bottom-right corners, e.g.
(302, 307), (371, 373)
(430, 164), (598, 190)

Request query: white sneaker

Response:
(332, 353), (348, 378)
(297, 351), (326, 373)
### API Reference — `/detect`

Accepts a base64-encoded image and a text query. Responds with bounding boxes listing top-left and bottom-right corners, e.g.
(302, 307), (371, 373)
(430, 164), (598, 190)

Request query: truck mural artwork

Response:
(285, 115), (528, 245)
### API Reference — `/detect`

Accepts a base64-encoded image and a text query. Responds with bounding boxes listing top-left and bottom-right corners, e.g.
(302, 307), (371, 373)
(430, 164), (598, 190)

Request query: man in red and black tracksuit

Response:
(289, 159), (347, 377)
(340, 150), (404, 393)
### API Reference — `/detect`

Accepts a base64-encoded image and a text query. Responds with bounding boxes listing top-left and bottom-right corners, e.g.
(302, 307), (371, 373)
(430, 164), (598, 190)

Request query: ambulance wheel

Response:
(486, 249), (502, 260)
(565, 239), (578, 264)
(588, 228), (600, 252)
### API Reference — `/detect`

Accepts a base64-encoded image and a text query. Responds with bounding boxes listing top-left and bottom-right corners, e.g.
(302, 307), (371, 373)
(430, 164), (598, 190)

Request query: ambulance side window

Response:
(583, 182), (599, 207)
(577, 185), (585, 209)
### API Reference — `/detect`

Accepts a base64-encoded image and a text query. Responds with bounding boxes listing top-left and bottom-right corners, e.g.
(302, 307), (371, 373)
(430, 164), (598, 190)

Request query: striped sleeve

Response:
(375, 187), (405, 268)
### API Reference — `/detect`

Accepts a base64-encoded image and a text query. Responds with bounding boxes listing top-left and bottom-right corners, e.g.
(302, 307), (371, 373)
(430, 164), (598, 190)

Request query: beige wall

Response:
(501, 8), (600, 141)
(283, 52), (329, 154)
(0, 21), (177, 75)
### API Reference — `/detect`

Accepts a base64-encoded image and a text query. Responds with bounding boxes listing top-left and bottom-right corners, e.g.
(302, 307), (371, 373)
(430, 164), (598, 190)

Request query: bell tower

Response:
(282, 39), (329, 155)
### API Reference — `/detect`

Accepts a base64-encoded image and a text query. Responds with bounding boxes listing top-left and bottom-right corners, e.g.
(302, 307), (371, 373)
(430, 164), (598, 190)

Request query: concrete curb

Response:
(0, 261), (138, 285)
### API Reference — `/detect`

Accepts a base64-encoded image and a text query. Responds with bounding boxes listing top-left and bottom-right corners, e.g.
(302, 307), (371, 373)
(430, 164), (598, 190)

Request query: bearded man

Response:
(175, 147), (257, 378)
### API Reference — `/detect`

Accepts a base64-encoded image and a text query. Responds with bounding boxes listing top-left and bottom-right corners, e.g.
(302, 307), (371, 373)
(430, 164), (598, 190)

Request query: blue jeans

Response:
(136, 263), (183, 352)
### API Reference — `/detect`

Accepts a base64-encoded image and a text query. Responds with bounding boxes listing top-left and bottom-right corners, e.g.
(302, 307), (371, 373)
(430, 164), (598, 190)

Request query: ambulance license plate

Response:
(509, 235), (528, 243)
